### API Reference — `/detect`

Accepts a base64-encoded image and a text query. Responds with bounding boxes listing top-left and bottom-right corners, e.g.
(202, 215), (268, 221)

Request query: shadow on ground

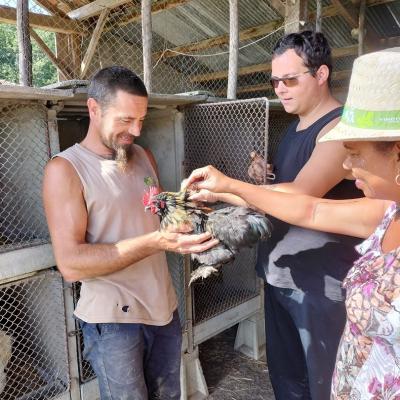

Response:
(199, 325), (275, 399)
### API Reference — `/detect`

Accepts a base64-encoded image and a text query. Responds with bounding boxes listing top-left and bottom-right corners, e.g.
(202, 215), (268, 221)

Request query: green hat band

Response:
(342, 107), (400, 130)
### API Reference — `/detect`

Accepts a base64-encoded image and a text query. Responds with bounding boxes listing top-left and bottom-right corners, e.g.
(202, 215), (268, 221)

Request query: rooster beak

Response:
(144, 206), (151, 211)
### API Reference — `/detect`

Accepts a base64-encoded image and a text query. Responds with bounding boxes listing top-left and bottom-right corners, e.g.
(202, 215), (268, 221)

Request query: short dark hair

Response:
(88, 66), (148, 109)
(272, 31), (333, 86)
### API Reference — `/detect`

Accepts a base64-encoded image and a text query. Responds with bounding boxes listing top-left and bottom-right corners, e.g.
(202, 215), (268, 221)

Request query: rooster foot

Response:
(189, 266), (218, 285)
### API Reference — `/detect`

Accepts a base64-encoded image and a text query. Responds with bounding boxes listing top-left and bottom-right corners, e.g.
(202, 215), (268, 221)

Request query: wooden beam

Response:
(315, 0), (323, 31)
(358, 0), (366, 54)
(153, 3), (343, 62)
(67, 0), (129, 20)
(366, 0), (396, 6)
(142, 0), (152, 91)
(285, 0), (308, 34)
(227, 0), (239, 99)
(33, 0), (69, 17)
(0, 5), (84, 34)
(80, 8), (109, 78)
(55, 33), (71, 80)
(269, 0), (286, 17)
(68, 34), (82, 78)
(31, 28), (73, 79)
(153, 20), (282, 61)
(191, 45), (359, 83)
(17, 0), (32, 86)
(118, 0), (190, 27)
(330, 0), (358, 27)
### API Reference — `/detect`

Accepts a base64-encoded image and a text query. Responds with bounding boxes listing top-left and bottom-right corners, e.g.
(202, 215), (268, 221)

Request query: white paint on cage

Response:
(0, 330), (12, 395)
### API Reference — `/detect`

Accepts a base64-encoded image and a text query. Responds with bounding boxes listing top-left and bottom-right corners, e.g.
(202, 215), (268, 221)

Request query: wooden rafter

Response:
(0, 5), (84, 34)
(269, 0), (286, 17)
(153, 20), (282, 60)
(118, 0), (190, 27)
(80, 8), (110, 78)
(152, 3), (354, 62)
(285, 0), (308, 34)
(330, 0), (359, 27)
(33, 0), (69, 17)
(17, 0), (32, 86)
(30, 28), (73, 79)
(67, 0), (130, 20)
(191, 45), (358, 83)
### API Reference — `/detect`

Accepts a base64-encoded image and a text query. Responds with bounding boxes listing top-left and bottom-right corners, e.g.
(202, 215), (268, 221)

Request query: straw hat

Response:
(320, 47), (400, 142)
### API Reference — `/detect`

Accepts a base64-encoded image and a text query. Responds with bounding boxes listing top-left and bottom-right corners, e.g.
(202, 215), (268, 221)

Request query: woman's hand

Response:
(181, 165), (232, 193)
(188, 189), (219, 203)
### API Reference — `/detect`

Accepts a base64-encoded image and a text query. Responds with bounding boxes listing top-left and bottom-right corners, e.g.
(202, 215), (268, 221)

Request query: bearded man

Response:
(42, 66), (218, 400)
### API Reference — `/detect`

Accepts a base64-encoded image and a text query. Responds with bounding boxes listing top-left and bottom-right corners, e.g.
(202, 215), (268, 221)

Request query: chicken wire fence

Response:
(183, 98), (287, 325)
(0, 101), (51, 254)
(0, 0), (358, 95)
(0, 270), (69, 400)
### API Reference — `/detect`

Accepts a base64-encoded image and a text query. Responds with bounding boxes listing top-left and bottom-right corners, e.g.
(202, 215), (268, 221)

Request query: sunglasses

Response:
(270, 70), (313, 89)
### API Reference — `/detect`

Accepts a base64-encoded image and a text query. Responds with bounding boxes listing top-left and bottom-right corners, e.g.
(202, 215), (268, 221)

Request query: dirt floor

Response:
(199, 325), (275, 399)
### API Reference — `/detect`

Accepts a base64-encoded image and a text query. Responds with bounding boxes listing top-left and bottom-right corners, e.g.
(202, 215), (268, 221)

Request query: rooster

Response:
(142, 185), (272, 284)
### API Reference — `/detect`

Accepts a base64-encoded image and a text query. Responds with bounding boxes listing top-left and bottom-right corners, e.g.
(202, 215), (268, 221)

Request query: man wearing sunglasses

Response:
(253, 31), (363, 399)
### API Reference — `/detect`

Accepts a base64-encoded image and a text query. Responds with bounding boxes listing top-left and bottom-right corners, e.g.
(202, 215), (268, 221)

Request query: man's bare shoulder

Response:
(44, 156), (82, 189)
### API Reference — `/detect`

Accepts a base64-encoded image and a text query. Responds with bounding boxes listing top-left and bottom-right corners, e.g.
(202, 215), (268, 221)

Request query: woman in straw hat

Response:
(182, 47), (400, 399)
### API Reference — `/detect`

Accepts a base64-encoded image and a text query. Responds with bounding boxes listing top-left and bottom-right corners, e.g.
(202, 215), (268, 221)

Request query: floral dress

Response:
(332, 202), (400, 400)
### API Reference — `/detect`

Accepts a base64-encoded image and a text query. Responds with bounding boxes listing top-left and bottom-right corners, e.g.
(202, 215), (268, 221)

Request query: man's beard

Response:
(102, 134), (134, 172)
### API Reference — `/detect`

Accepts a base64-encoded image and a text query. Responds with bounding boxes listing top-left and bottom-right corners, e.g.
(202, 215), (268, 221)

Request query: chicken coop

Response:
(0, 83), (292, 400)
(1, 0), (399, 398)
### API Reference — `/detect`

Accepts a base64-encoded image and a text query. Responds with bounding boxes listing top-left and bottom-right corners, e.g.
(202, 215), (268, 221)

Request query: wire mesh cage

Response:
(183, 98), (268, 324)
(166, 252), (187, 327)
(182, 99), (295, 324)
(0, 101), (50, 254)
(0, 270), (69, 399)
(71, 282), (96, 385)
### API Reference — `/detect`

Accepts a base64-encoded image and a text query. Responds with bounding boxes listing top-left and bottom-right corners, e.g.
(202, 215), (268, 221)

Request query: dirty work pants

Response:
(79, 310), (182, 400)
(264, 284), (346, 400)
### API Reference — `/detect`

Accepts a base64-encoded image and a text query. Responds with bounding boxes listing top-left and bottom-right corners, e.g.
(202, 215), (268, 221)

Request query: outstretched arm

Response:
(183, 165), (387, 239)
(43, 157), (218, 282)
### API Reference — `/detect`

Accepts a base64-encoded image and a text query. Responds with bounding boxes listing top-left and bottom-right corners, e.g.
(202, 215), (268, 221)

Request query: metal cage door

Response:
(183, 98), (269, 330)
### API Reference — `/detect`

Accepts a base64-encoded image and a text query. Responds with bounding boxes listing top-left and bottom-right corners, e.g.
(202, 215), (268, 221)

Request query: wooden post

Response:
(358, 0), (366, 55)
(285, 0), (308, 34)
(55, 33), (70, 81)
(80, 8), (109, 79)
(142, 0), (152, 92)
(315, 0), (322, 32)
(17, 0), (32, 86)
(227, 0), (239, 99)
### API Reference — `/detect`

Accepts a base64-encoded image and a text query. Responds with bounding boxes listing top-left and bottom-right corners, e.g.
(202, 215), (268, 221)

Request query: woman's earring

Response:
(396, 167), (400, 186)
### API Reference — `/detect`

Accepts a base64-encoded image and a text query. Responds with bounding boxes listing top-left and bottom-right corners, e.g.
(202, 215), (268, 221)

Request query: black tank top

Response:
(256, 107), (363, 300)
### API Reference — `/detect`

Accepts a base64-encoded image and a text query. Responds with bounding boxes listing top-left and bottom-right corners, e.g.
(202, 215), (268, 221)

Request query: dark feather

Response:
(145, 191), (272, 284)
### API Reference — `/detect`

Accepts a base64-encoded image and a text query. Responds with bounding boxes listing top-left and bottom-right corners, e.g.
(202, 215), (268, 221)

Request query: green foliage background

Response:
(0, 23), (57, 87)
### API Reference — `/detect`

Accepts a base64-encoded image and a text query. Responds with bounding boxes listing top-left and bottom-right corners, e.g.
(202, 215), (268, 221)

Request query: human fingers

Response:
(164, 221), (193, 233)
(180, 178), (188, 192)
(182, 166), (214, 191)
(175, 233), (219, 254)
(188, 189), (217, 203)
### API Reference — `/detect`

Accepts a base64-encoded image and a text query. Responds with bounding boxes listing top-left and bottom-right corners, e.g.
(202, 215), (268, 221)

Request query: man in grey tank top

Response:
(42, 67), (218, 400)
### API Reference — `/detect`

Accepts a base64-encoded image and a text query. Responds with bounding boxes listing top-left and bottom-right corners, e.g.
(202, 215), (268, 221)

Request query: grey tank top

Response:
(57, 143), (177, 325)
